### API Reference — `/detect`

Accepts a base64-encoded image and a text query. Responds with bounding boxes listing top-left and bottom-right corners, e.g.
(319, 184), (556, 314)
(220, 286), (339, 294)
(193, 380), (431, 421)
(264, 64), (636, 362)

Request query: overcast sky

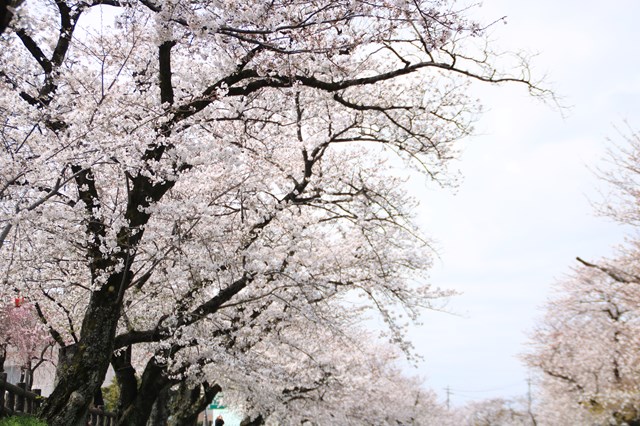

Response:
(406, 0), (640, 406)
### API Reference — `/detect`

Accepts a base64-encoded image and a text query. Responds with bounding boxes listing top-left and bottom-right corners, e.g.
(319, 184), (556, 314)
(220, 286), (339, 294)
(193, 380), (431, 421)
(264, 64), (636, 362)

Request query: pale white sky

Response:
(407, 0), (640, 406)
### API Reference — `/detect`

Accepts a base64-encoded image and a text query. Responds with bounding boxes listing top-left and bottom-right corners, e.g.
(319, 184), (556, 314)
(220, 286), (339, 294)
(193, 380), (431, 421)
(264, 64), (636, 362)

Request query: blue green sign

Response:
(209, 394), (225, 409)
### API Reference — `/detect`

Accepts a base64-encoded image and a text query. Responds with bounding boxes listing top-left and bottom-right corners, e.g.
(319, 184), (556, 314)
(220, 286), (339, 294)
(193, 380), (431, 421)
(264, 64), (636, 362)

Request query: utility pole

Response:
(445, 386), (451, 410)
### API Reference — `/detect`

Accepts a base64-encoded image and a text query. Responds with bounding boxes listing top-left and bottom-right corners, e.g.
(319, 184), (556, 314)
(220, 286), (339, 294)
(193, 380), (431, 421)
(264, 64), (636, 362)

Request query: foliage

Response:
(101, 379), (121, 414)
(0, 416), (48, 426)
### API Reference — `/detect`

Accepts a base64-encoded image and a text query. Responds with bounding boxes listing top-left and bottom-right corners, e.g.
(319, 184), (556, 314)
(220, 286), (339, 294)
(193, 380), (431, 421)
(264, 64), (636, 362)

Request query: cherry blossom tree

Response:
(111, 270), (452, 425)
(596, 127), (640, 227)
(190, 326), (450, 426)
(453, 397), (536, 426)
(0, 0), (541, 424)
(525, 128), (640, 425)
(0, 300), (53, 389)
(524, 259), (640, 425)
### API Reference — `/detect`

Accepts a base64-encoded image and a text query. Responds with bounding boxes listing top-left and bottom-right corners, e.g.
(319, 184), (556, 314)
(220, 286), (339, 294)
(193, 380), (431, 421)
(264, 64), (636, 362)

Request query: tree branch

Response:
(15, 28), (53, 73)
(576, 257), (640, 284)
(158, 40), (176, 106)
(0, 0), (25, 34)
(114, 272), (256, 349)
(33, 302), (65, 347)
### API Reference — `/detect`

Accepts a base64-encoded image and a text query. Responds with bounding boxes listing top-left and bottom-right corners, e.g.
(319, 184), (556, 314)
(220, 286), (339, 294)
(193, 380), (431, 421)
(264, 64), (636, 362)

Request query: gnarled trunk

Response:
(112, 345), (139, 416)
(147, 385), (170, 426)
(38, 286), (121, 426)
(169, 382), (221, 426)
(118, 357), (171, 426)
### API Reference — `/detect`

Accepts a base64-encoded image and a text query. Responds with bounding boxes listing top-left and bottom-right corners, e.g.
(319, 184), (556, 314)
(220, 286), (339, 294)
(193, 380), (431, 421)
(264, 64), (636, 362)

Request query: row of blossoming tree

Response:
(392, 130), (640, 426)
(522, 129), (640, 426)
(454, 130), (640, 426)
(0, 0), (538, 424)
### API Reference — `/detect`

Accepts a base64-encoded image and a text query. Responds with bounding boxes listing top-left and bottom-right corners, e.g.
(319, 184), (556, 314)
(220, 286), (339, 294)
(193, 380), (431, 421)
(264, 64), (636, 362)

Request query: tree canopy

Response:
(0, 0), (538, 424)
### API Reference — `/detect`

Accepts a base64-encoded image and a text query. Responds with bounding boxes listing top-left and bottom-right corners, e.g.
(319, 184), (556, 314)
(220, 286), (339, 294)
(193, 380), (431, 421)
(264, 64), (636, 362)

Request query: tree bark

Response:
(118, 357), (171, 426)
(112, 345), (138, 415)
(0, 0), (24, 34)
(169, 382), (221, 426)
(0, 344), (6, 372)
(240, 415), (265, 426)
(38, 285), (122, 426)
(147, 385), (170, 426)
(53, 343), (77, 386)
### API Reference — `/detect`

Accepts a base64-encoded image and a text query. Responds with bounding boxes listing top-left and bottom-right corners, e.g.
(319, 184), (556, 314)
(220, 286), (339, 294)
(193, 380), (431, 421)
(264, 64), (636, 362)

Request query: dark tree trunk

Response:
(240, 415), (265, 426)
(147, 385), (170, 426)
(0, 344), (6, 372)
(53, 343), (77, 386)
(169, 382), (221, 426)
(38, 285), (122, 426)
(118, 357), (171, 426)
(112, 345), (138, 415)
(37, 164), (170, 425)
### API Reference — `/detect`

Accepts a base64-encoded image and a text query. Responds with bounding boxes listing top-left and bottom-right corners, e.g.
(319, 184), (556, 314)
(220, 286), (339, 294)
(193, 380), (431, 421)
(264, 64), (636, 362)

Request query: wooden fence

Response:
(0, 372), (116, 425)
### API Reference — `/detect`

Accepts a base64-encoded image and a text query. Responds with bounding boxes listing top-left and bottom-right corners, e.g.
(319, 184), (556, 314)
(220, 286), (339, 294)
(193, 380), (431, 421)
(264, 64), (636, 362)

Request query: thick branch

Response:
(171, 68), (260, 124)
(114, 272), (255, 348)
(34, 302), (65, 347)
(71, 166), (107, 274)
(51, 0), (75, 68)
(170, 62), (430, 127)
(0, 0), (24, 34)
(158, 40), (176, 106)
(15, 28), (53, 73)
(576, 257), (640, 284)
(112, 345), (138, 414)
(174, 58), (532, 130)
(11, 1), (80, 107)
